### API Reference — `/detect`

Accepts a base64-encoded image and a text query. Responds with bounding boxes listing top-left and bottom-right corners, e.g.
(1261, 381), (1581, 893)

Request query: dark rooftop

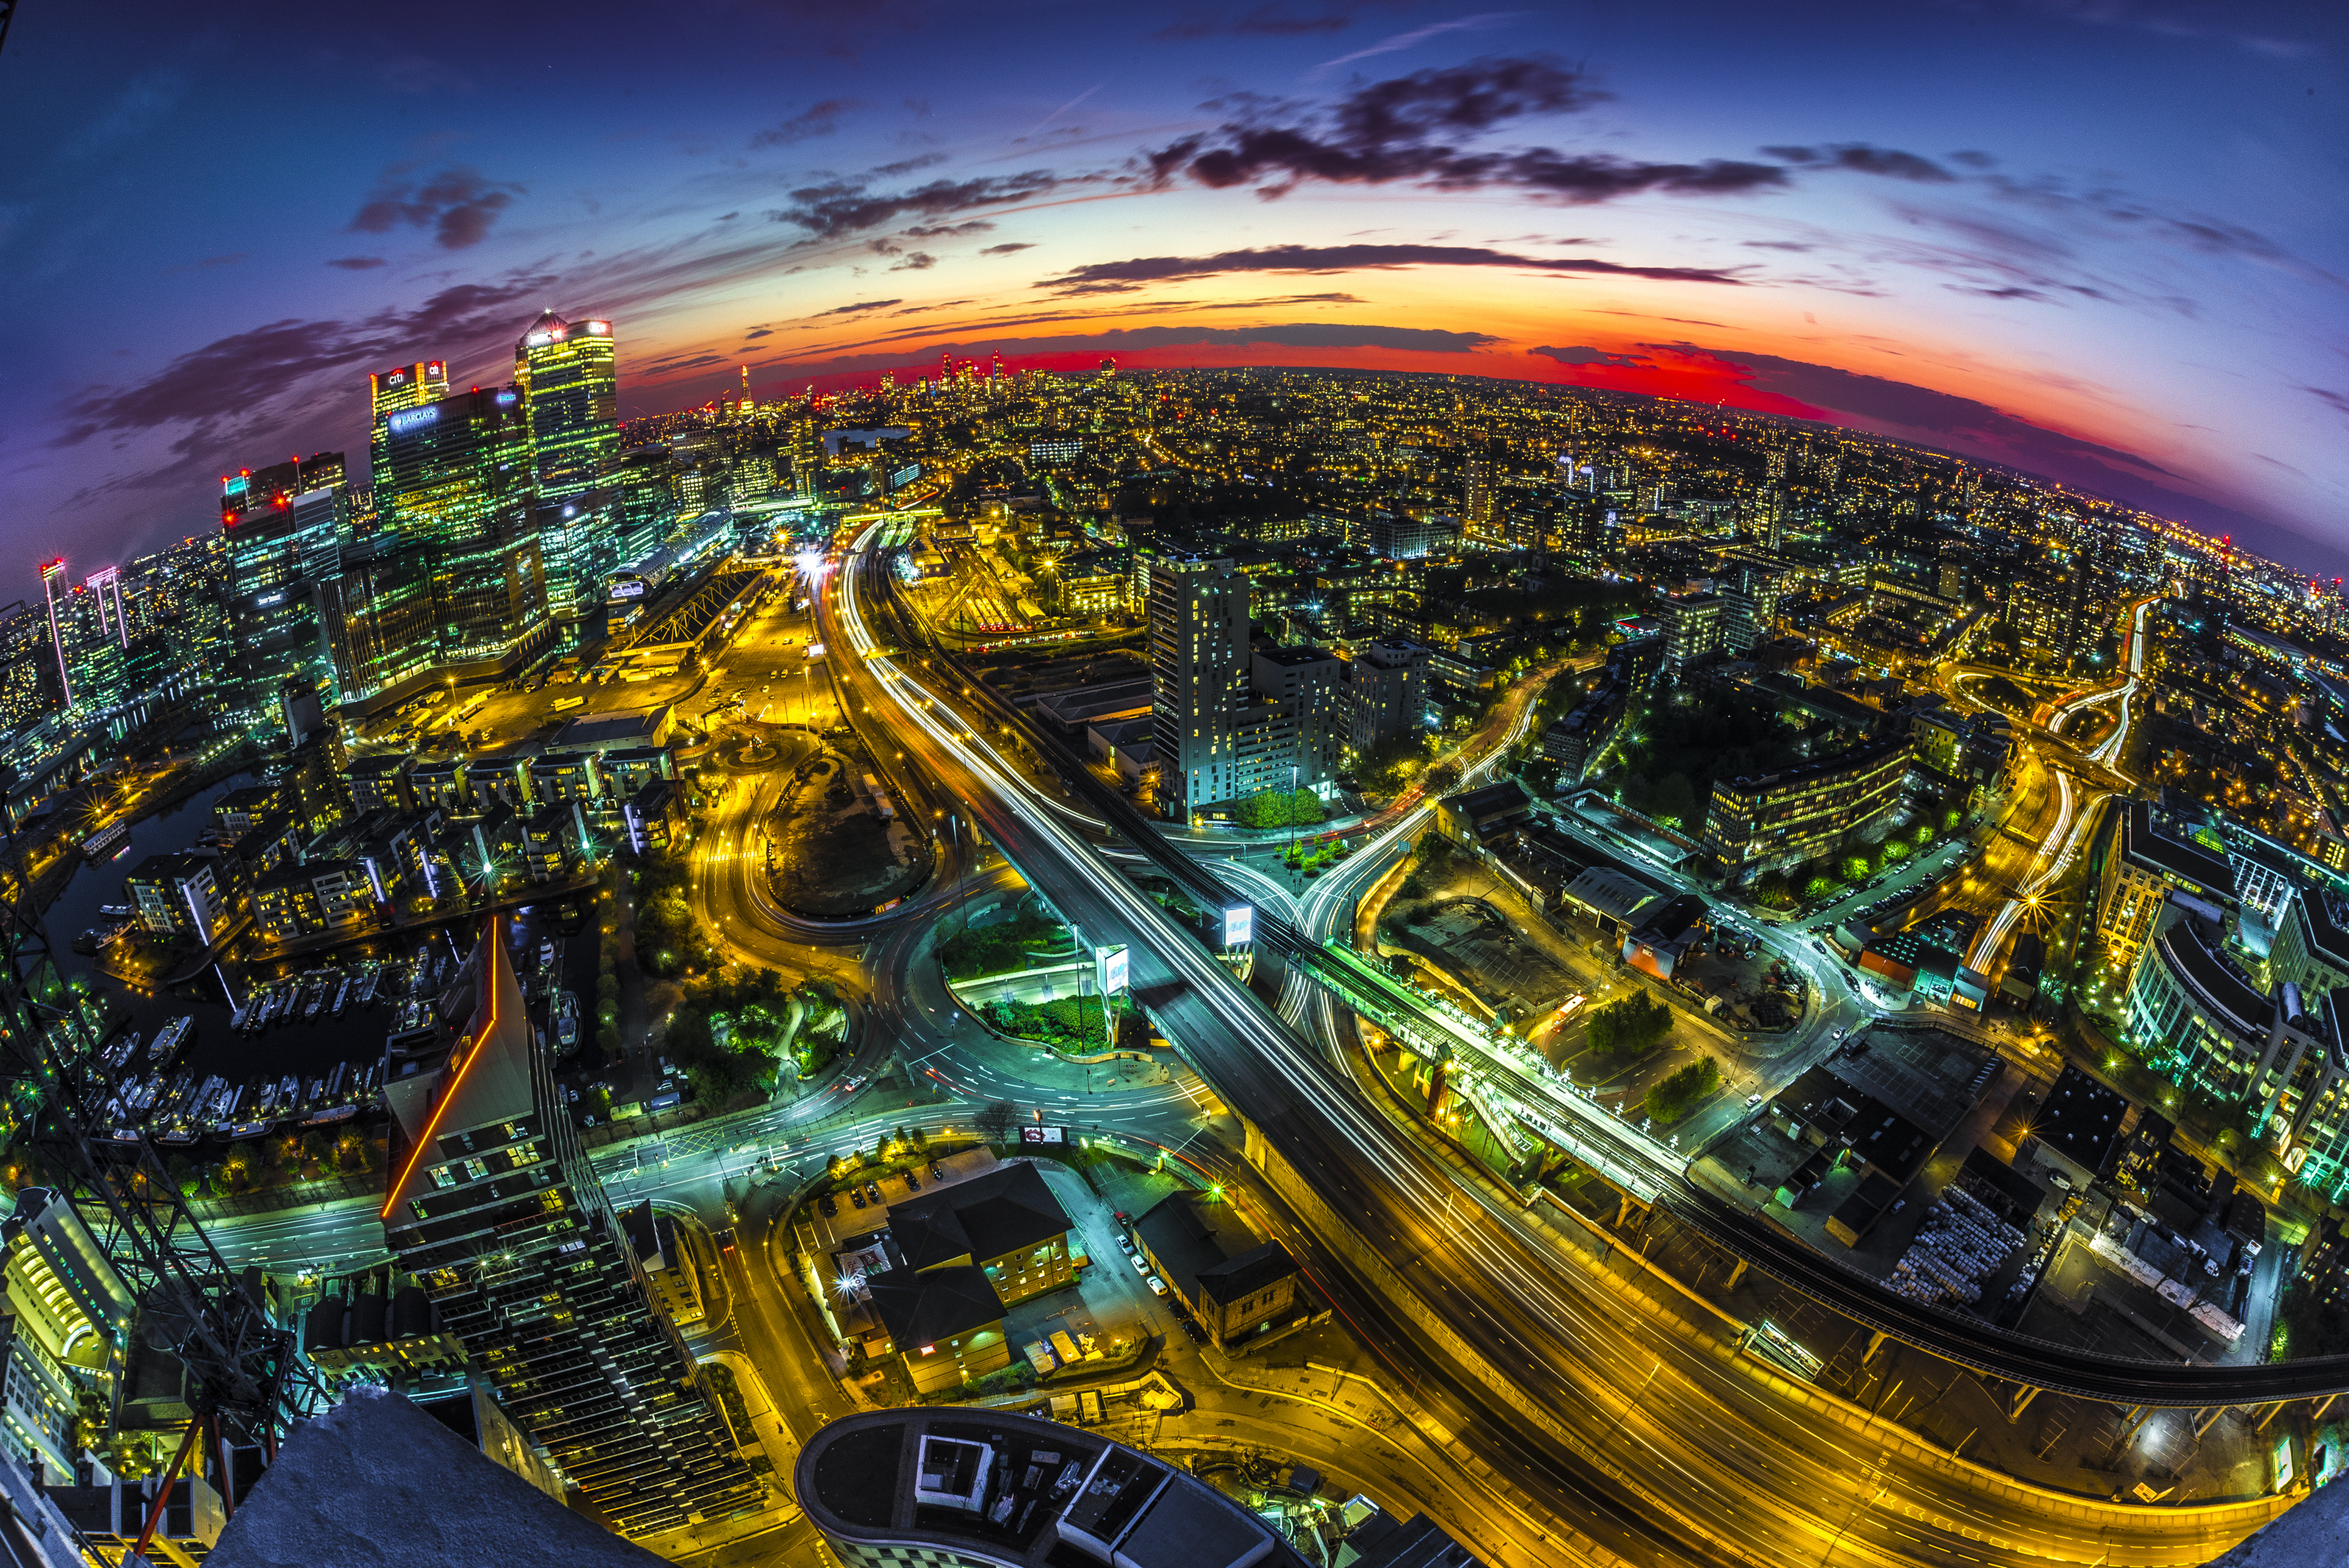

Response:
(865, 1265), (1002, 1349)
(887, 1161), (1071, 1269)
(2035, 1065), (2130, 1177)
(796, 1409), (1313, 1568)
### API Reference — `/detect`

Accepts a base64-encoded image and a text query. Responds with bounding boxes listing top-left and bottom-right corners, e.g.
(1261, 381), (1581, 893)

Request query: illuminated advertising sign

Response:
(1019, 1125), (1065, 1145)
(1095, 944), (1128, 996)
(583, 320), (611, 336)
(891, 463), (921, 490)
(1221, 905), (1253, 947)
(386, 406), (440, 435)
(609, 580), (647, 600)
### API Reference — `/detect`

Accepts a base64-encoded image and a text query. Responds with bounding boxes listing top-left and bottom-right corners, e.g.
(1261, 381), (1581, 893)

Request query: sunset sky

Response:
(2, 0), (2342, 576)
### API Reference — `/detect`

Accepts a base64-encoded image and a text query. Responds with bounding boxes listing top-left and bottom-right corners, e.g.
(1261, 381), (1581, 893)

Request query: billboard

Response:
(1222, 904), (1253, 947)
(1095, 944), (1128, 996)
(1020, 1125), (1066, 1145)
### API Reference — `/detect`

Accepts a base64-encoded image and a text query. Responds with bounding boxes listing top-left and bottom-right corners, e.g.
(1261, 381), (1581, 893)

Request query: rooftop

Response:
(205, 1387), (661, 1568)
(795, 1409), (1311, 1568)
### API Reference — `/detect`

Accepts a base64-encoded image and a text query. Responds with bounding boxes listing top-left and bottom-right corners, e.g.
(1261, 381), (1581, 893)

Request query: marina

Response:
(40, 770), (587, 1155)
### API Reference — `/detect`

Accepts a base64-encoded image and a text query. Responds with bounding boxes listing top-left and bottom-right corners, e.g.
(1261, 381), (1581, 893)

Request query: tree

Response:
(1643, 1056), (1721, 1124)
(976, 1100), (1020, 1146)
(1585, 992), (1670, 1057)
(1422, 761), (1462, 797)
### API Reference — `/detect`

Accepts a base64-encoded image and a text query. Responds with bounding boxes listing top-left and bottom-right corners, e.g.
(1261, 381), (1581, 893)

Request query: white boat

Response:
(148, 1016), (193, 1068)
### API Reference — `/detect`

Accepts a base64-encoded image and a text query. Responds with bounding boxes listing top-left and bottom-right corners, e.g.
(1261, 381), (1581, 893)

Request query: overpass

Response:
(862, 537), (2349, 1412)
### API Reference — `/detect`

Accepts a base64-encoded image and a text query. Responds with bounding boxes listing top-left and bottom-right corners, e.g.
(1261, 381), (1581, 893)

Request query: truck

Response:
(552, 695), (586, 712)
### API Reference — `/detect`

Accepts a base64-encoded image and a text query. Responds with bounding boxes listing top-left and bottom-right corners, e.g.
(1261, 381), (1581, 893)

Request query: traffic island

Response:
(765, 743), (933, 917)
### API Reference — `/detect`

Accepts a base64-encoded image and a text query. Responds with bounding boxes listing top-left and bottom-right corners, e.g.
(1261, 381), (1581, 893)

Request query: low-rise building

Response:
(250, 857), (373, 942)
(122, 851), (239, 943)
(1131, 1190), (1301, 1354)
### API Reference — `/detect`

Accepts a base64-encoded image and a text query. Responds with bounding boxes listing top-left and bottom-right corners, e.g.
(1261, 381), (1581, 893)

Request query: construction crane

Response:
(0, 766), (326, 1561)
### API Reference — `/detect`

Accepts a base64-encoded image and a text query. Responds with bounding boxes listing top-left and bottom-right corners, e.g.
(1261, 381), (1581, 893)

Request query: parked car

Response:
(1129, 1254), (1149, 1274)
(1146, 1276), (1168, 1296)
(819, 1197), (837, 1217)
(851, 1190), (867, 1208)
(1117, 1237), (1134, 1255)
(905, 1172), (921, 1191)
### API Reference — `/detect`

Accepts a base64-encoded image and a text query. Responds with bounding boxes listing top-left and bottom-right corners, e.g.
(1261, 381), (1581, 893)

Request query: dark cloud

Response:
(891, 298), (977, 316)
(751, 99), (860, 148)
(980, 242), (1036, 255)
(1762, 143), (1956, 183)
(742, 327), (775, 339)
(1157, 4), (1355, 39)
(904, 219), (992, 237)
(891, 251), (937, 271)
(770, 170), (1059, 238)
(1533, 344), (1650, 368)
(812, 298), (904, 316)
(1139, 55), (1786, 205)
(2309, 386), (2349, 420)
(51, 277), (551, 457)
(325, 256), (389, 270)
(1195, 292), (1364, 307)
(1037, 242), (1744, 294)
(347, 163), (524, 250)
(1740, 241), (1813, 252)
(875, 154), (952, 179)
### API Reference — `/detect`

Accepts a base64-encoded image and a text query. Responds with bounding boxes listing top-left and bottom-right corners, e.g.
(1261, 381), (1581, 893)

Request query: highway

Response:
(825, 526), (2302, 1565)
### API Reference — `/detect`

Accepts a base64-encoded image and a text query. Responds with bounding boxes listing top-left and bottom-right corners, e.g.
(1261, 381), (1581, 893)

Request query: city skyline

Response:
(1, 1), (2343, 583)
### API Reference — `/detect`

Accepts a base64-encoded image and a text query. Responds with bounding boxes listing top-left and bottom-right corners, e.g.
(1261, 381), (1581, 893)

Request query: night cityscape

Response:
(0, 2), (2345, 1566)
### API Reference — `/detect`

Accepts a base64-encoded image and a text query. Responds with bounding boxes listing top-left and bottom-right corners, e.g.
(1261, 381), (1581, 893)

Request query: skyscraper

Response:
(381, 919), (761, 1536)
(38, 560), (70, 711)
(369, 360), (449, 479)
(220, 461), (351, 731)
(1149, 555), (1251, 818)
(513, 313), (617, 501)
(374, 386), (533, 543)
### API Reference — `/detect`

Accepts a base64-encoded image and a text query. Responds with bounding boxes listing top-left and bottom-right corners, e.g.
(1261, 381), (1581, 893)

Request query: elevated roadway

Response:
(831, 527), (2313, 1564)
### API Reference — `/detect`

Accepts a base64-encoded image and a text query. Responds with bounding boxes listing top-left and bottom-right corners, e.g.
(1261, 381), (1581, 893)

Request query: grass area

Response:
(699, 1361), (754, 1449)
(981, 995), (1124, 1052)
(938, 902), (1069, 981)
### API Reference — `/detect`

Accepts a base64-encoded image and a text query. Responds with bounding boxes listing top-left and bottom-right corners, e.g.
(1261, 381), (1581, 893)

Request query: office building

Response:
(515, 314), (620, 629)
(514, 313), (617, 501)
(1659, 594), (1727, 680)
(1248, 646), (1343, 796)
(37, 561), (70, 712)
(220, 462), (350, 730)
(374, 384), (534, 545)
(381, 919), (760, 1536)
(1704, 734), (1913, 883)
(2089, 801), (2235, 985)
(1347, 640), (1430, 753)
(1148, 556), (1250, 816)
(368, 360), (449, 480)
